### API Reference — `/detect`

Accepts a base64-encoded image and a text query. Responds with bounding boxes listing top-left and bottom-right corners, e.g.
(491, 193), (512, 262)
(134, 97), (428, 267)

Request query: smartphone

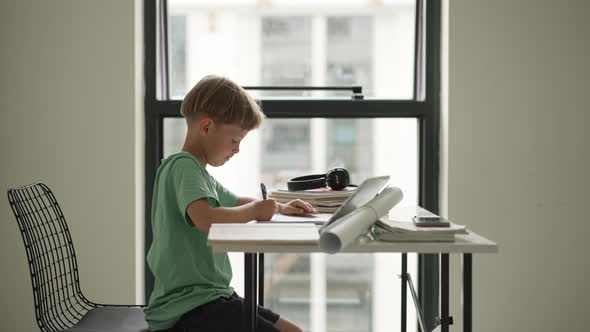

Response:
(412, 215), (451, 227)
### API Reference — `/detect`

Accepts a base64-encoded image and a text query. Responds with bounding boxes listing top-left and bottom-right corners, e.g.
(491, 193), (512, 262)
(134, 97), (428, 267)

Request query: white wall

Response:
(448, 1), (590, 331)
(0, 1), (140, 331)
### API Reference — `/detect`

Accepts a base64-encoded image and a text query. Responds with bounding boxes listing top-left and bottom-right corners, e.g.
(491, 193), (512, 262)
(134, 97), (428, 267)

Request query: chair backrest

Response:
(7, 183), (93, 332)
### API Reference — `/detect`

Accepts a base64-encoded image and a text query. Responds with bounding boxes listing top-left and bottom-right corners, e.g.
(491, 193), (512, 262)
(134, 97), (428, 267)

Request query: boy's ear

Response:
(197, 117), (214, 135)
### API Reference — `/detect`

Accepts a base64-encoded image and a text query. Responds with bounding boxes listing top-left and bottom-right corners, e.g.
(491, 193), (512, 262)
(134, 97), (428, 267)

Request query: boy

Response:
(144, 75), (314, 332)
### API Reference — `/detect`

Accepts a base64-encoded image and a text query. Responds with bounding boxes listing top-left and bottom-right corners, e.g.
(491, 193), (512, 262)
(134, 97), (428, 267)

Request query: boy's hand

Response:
(254, 199), (279, 221)
(279, 199), (318, 215)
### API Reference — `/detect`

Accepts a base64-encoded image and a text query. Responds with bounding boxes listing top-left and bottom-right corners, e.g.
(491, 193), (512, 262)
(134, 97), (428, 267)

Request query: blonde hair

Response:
(180, 75), (264, 130)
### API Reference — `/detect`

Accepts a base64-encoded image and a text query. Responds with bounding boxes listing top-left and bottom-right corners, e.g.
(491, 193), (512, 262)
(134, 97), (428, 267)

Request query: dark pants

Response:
(171, 293), (281, 332)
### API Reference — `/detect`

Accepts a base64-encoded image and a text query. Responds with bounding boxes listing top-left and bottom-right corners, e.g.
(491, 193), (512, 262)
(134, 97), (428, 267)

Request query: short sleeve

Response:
(171, 158), (218, 225)
(214, 179), (239, 208)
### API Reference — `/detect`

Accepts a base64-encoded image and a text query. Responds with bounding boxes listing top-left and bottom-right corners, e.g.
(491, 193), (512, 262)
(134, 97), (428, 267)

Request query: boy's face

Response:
(202, 120), (249, 167)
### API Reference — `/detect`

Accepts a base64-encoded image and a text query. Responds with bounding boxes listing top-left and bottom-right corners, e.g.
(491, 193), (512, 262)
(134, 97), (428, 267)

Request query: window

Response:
(164, 1), (416, 99)
(146, 1), (441, 331)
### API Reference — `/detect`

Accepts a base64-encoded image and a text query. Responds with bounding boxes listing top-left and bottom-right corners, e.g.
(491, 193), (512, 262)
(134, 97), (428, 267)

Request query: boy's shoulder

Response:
(159, 152), (210, 182)
(161, 151), (203, 170)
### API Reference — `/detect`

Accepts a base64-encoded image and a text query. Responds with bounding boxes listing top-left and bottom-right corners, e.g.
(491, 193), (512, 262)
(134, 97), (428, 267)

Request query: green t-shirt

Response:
(144, 151), (238, 331)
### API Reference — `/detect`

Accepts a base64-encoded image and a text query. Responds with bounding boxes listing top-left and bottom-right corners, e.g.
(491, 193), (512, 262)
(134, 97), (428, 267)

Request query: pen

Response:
(260, 182), (267, 200)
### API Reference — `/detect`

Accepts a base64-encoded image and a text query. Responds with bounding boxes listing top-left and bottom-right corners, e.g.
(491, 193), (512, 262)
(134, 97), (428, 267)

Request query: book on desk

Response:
(372, 217), (467, 242)
(371, 207), (468, 242)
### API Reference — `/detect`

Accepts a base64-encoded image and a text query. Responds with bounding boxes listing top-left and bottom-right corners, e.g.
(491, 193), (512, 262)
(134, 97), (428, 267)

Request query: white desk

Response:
(208, 209), (497, 332)
(210, 231), (496, 254)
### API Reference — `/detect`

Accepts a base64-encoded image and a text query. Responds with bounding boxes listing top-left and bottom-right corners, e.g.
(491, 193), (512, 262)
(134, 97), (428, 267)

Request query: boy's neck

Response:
(181, 137), (208, 167)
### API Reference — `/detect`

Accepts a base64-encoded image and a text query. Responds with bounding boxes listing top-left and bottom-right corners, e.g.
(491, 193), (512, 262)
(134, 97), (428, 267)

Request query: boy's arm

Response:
(186, 198), (277, 234)
(236, 196), (256, 206)
(236, 197), (318, 214)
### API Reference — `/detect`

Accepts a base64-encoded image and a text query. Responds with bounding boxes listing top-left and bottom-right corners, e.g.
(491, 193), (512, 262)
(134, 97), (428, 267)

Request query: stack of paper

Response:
(372, 217), (468, 242)
(269, 187), (357, 213)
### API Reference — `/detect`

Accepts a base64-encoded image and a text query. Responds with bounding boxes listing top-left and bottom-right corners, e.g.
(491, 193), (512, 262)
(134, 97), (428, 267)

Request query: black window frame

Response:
(144, 0), (441, 329)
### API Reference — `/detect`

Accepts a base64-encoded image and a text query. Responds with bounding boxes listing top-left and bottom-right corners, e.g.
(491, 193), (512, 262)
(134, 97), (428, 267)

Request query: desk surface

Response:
(208, 206), (498, 254)
(210, 231), (497, 254)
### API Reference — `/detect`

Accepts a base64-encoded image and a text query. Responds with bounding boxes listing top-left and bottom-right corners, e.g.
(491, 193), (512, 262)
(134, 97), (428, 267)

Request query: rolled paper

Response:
(319, 186), (403, 253)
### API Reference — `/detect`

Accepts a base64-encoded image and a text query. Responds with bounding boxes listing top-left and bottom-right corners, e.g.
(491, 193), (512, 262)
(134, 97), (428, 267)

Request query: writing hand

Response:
(254, 199), (278, 221)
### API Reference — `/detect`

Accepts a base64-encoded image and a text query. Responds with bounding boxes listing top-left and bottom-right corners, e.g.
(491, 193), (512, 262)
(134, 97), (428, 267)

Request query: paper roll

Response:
(319, 186), (403, 253)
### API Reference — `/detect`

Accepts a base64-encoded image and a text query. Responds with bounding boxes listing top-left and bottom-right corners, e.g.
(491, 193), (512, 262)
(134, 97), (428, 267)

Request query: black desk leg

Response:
(464, 254), (472, 332)
(245, 253), (258, 332)
(401, 253), (407, 332)
(441, 254), (449, 332)
(259, 253), (264, 306)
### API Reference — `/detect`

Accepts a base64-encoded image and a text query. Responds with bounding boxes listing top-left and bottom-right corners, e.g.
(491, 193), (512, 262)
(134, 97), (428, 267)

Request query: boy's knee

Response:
(280, 326), (302, 332)
(274, 318), (302, 332)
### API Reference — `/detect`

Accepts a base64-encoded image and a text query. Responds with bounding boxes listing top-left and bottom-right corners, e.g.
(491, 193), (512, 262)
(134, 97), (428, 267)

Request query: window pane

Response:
(262, 119), (311, 171)
(169, 15), (188, 98)
(261, 17), (312, 97)
(167, 0), (416, 99)
(326, 17), (373, 97)
(163, 117), (419, 332)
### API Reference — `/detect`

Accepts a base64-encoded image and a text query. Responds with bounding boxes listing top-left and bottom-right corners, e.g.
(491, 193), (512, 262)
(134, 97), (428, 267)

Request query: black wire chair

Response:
(7, 183), (148, 332)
